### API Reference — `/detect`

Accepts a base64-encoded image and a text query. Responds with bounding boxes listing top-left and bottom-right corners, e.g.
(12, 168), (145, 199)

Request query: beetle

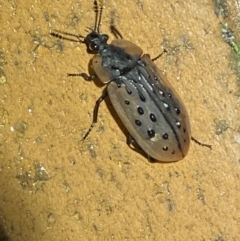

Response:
(51, 0), (211, 162)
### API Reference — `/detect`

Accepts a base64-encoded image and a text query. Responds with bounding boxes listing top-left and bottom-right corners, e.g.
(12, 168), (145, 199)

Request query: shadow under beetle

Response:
(51, 0), (211, 162)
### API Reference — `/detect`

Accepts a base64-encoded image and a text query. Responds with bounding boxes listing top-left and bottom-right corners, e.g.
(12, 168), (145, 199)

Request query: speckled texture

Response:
(0, 0), (239, 240)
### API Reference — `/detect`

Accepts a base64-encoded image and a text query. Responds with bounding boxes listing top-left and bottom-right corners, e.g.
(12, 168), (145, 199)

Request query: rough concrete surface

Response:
(0, 0), (240, 240)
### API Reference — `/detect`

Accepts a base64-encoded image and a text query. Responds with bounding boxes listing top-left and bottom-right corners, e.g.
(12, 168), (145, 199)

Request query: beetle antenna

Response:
(50, 30), (85, 43)
(94, 0), (104, 33)
(93, 0), (99, 32)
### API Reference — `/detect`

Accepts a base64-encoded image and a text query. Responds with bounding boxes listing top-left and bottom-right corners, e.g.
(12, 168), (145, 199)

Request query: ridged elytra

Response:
(51, 0), (210, 162)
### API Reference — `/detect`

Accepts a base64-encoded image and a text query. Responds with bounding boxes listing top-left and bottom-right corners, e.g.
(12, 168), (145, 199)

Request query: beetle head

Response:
(84, 32), (109, 53)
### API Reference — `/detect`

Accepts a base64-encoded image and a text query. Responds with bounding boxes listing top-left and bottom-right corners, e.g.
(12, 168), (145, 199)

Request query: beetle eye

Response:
(89, 43), (98, 51)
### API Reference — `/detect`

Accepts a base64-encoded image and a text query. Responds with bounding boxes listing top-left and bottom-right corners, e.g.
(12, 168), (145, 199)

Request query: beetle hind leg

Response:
(82, 89), (108, 140)
(191, 136), (212, 150)
(127, 135), (158, 162)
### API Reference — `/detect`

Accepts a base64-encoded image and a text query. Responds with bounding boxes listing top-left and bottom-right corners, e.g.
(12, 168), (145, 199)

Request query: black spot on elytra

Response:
(159, 90), (165, 96)
(137, 106), (144, 115)
(163, 102), (170, 110)
(162, 133), (168, 140)
(175, 107), (180, 115)
(126, 87), (132, 95)
(162, 146), (168, 151)
(148, 129), (155, 138)
(167, 93), (172, 98)
(176, 121), (181, 128)
(150, 113), (157, 122)
(139, 93), (146, 102)
(135, 119), (141, 126)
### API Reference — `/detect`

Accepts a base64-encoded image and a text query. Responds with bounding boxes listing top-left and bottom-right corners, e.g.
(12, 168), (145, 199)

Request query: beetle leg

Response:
(191, 137), (212, 150)
(151, 49), (167, 62)
(67, 72), (96, 81)
(127, 135), (158, 162)
(128, 134), (137, 148)
(82, 89), (108, 140)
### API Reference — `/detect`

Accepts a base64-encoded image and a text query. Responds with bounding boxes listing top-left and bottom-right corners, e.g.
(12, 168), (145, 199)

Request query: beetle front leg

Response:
(67, 72), (96, 81)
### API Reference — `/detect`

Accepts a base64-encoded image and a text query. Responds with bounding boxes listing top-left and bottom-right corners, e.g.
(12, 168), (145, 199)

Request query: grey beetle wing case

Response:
(107, 54), (191, 162)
